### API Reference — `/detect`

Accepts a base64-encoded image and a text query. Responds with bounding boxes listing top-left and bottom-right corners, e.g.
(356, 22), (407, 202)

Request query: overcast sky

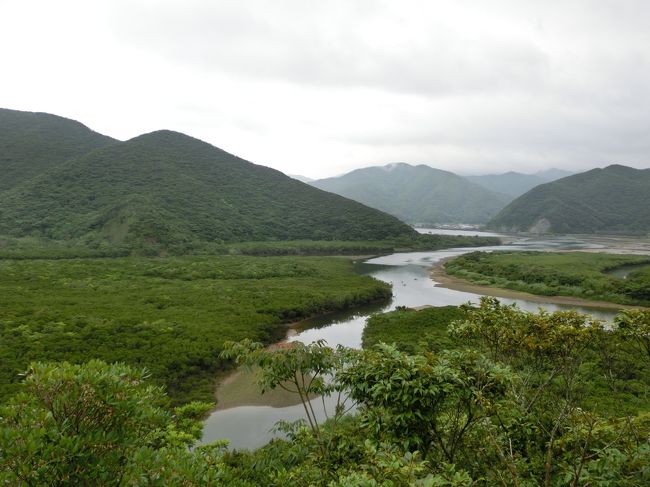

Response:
(2, 0), (649, 178)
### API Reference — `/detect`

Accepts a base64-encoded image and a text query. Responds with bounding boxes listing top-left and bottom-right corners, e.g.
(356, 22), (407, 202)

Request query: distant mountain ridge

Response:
(535, 168), (574, 181)
(465, 168), (572, 197)
(310, 163), (511, 224)
(487, 164), (650, 234)
(0, 110), (416, 252)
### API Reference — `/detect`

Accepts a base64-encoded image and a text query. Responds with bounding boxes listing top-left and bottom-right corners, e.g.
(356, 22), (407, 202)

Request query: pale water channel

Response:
(201, 232), (629, 450)
(606, 263), (650, 279)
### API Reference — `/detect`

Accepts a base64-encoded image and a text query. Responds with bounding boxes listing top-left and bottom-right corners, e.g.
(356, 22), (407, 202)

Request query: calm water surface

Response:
(606, 263), (650, 279)
(202, 232), (622, 449)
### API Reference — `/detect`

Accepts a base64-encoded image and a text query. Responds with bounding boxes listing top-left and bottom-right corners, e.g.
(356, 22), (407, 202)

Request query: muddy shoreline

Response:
(212, 243), (650, 412)
(212, 289), (389, 412)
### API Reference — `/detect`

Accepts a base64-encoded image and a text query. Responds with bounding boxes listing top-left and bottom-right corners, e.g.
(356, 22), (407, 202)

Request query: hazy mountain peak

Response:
(602, 163), (642, 174)
(534, 168), (573, 181)
(311, 163), (510, 224)
(382, 162), (411, 171)
(465, 168), (574, 198)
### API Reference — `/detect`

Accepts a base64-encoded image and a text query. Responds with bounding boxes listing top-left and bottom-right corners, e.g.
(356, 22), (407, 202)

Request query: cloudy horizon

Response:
(2, 0), (649, 178)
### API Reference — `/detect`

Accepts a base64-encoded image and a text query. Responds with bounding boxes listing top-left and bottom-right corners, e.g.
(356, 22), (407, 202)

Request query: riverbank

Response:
(201, 239), (629, 448)
(431, 258), (643, 310)
(213, 293), (391, 412)
(213, 252), (645, 413)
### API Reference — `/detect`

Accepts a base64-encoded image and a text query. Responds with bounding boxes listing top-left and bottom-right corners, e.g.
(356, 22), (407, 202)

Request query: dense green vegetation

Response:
(445, 251), (650, 305)
(0, 109), (503, 255)
(5, 301), (650, 485)
(225, 234), (500, 255)
(0, 233), (500, 259)
(0, 361), (220, 485)
(218, 301), (650, 484)
(488, 164), (650, 234)
(362, 306), (465, 353)
(0, 127), (417, 252)
(311, 162), (510, 224)
(0, 255), (391, 404)
(0, 108), (116, 191)
(364, 302), (650, 415)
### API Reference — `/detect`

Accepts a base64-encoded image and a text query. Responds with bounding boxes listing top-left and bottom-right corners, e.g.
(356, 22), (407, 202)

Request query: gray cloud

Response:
(112, 0), (551, 97)
(2, 0), (649, 177)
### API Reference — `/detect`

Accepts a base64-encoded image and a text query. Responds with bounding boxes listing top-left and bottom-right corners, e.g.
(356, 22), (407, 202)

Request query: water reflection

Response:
(201, 393), (353, 451)
(202, 234), (621, 449)
(606, 263), (650, 279)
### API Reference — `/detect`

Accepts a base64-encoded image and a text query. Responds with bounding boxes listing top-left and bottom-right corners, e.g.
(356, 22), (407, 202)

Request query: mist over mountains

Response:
(306, 164), (577, 225)
(307, 161), (648, 234)
(311, 163), (510, 224)
(466, 169), (572, 198)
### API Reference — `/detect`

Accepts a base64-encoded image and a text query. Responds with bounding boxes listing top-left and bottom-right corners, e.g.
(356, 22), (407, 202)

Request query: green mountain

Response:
(465, 168), (572, 198)
(0, 108), (116, 191)
(487, 164), (650, 234)
(0, 129), (415, 250)
(311, 163), (511, 224)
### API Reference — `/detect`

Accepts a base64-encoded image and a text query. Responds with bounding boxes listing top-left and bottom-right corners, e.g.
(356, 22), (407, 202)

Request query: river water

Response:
(201, 232), (627, 450)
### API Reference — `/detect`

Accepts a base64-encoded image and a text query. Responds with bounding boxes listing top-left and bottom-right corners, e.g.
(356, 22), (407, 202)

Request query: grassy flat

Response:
(0, 255), (391, 404)
(445, 251), (650, 306)
(363, 306), (466, 353)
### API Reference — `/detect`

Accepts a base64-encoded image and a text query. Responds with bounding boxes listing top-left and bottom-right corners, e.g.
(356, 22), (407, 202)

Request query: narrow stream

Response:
(201, 232), (625, 449)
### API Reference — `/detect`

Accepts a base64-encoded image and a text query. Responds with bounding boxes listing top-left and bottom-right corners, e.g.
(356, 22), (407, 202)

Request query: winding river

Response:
(201, 231), (632, 450)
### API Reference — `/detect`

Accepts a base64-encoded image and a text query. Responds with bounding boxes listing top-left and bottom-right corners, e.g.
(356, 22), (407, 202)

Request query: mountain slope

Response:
(0, 130), (415, 249)
(311, 163), (510, 224)
(487, 165), (650, 234)
(0, 108), (116, 191)
(465, 168), (573, 198)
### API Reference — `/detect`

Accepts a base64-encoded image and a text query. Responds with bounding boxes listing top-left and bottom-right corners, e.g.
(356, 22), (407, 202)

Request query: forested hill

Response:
(0, 129), (415, 250)
(487, 164), (650, 234)
(311, 163), (510, 224)
(0, 108), (116, 191)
